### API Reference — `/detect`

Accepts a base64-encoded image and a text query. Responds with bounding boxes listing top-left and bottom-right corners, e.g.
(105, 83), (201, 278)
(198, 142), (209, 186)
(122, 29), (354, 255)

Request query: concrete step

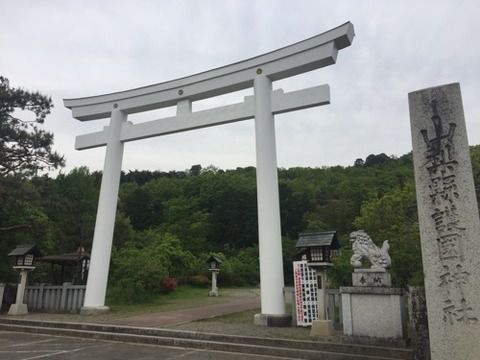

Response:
(0, 319), (412, 360)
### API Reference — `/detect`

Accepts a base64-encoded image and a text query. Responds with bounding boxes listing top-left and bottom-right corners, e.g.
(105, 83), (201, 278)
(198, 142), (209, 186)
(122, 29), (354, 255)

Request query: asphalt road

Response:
(0, 330), (289, 360)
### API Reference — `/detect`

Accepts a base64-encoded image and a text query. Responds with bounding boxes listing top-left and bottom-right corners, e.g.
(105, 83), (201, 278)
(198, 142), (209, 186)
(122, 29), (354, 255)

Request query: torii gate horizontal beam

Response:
(64, 22), (353, 121)
(75, 85), (330, 150)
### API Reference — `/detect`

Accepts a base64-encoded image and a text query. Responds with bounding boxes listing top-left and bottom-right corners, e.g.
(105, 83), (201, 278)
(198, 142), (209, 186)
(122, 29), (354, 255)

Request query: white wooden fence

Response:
(24, 283), (85, 313)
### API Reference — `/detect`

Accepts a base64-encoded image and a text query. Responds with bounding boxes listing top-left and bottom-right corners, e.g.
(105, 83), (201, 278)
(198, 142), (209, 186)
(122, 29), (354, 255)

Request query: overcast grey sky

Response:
(2, 0), (479, 174)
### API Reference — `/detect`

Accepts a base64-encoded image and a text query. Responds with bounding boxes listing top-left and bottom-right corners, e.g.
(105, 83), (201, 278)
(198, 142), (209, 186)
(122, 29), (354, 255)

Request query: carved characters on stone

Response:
(421, 100), (456, 171)
(420, 97), (478, 326)
(349, 230), (391, 270)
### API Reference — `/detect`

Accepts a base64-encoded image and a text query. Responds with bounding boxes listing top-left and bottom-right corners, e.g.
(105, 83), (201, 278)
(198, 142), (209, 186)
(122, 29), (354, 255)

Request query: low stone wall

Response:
(24, 283), (85, 313)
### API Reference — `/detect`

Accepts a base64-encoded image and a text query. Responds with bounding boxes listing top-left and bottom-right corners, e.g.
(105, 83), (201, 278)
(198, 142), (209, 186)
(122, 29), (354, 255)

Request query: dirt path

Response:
(1, 288), (261, 327)
(108, 295), (260, 327)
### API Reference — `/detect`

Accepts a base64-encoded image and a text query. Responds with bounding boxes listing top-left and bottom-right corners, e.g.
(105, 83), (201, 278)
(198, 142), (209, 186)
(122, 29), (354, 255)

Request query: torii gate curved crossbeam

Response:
(65, 22), (353, 121)
(64, 22), (354, 324)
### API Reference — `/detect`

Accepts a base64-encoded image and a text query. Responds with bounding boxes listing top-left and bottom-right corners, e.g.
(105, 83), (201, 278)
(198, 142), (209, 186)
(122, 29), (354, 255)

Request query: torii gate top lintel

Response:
(64, 22), (354, 122)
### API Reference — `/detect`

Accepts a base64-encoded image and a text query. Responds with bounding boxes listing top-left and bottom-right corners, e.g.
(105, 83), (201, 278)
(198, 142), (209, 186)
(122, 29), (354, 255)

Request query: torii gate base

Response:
(254, 313), (291, 327)
(65, 23), (355, 325)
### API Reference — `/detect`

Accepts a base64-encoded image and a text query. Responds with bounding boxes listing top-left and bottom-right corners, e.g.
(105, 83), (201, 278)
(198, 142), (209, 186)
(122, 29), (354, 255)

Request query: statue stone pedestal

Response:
(341, 231), (405, 340)
(340, 285), (405, 339)
(351, 268), (391, 287)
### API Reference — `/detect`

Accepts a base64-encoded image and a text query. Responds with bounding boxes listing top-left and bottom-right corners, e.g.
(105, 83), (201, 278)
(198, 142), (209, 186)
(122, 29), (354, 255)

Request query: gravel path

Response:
(108, 296), (260, 327)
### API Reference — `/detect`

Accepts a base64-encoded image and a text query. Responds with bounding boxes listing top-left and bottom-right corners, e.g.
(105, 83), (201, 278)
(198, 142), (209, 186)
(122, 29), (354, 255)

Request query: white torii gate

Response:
(64, 22), (354, 325)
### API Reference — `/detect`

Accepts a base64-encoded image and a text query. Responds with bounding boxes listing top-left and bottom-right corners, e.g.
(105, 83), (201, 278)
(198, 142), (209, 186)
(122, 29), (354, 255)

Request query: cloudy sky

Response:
(2, 0), (479, 174)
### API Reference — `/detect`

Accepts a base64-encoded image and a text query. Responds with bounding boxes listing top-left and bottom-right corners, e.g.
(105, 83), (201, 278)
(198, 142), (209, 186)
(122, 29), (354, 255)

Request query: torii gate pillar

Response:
(253, 74), (289, 325)
(81, 108), (126, 314)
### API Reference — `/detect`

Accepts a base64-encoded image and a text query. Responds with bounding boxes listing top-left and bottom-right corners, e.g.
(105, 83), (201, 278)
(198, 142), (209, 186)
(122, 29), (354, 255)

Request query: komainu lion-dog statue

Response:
(349, 230), (391, 270)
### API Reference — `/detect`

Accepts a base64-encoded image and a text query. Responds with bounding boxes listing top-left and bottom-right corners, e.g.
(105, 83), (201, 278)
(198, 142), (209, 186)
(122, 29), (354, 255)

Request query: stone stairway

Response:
(0, 318), (412, 360)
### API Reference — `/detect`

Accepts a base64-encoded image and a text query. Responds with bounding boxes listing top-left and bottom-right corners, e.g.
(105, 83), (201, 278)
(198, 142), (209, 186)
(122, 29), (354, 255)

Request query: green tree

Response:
(229, 246), (260, 285)
(0, 77), (64, 233)
(353, 182), (423, 287)
(469, 145), (480, 208)
(0, 77), (64, 279)
(108, 231), (196, 303)
(49, 167), (99, 251)
(0, 178), (52, 281)
(0, 76), (64, 177)
(327, 248), (353, 287)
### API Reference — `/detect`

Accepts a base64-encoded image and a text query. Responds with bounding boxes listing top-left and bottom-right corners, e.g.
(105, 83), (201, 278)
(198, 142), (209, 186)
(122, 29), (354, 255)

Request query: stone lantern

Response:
(207, 255), (221, 297)
(296, 231), (340, 335)
(7, 244), (42, 315)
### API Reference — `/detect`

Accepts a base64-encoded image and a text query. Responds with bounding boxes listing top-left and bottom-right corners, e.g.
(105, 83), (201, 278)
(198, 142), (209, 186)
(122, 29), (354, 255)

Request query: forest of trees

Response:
(3, 77), (480, 304)
(5, 150), (480, 303)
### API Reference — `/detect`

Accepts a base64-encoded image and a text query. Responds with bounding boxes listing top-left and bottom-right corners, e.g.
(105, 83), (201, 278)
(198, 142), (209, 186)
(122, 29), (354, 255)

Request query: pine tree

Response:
(0, 76), (64, 177)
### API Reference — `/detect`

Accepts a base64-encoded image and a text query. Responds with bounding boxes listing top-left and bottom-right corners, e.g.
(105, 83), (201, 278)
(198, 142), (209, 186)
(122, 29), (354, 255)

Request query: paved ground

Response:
(0, 286), (330, 358)
(170, 320), (318, 340)
(0, 331), (294, 360)
(0, 288), (322, 341)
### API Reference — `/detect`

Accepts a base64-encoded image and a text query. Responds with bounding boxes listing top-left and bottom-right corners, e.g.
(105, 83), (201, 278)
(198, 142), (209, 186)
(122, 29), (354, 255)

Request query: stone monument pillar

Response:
(409, 83), (480, 359)
(341, 230), (405, 339)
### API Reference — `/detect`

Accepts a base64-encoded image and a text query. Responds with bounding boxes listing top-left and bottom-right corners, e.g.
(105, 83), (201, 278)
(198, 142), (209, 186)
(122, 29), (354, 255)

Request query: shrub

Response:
(229, 246), (259, 286)
(108, 231), (196, 302)
(162, 277), (177, 292)
(188, 274), (210, 286)
(107, 279), (152, 304)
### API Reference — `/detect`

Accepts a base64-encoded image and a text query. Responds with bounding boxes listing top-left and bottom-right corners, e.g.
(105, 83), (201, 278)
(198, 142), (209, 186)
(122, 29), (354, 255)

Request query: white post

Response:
(81, 107), (126, 314)
(253, 74), (288, 326)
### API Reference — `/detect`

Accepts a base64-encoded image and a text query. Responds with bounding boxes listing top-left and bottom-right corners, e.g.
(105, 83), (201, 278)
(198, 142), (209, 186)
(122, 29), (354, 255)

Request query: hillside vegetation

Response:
(2, 147), (480, 302)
